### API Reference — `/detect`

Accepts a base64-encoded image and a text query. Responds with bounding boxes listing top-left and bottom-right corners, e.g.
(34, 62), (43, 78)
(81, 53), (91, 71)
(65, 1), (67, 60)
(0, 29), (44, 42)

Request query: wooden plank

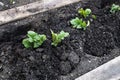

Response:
(0, 0), (81, 25)
(75, 56), (120, 80)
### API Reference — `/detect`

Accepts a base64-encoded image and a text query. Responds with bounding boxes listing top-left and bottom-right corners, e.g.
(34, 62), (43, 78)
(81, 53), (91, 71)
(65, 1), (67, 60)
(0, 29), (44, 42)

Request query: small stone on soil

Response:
(36, 48), (44, 52)
(68, 51), (80, 64)
(60, 61), (71, 75)
(29, 56), (35, 61)
(0, 2), (4, 6)
(60, 52), (69, 60)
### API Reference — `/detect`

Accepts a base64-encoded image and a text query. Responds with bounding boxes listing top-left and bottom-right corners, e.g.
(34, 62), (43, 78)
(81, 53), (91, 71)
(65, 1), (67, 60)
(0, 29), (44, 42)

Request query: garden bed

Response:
(0, 0), (120, 80)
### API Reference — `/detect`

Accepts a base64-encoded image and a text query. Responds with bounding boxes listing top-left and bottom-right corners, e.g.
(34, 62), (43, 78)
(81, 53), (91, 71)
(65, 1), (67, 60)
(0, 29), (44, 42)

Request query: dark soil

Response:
(0, 0), (41, 11)
(0, 0), (120, 80)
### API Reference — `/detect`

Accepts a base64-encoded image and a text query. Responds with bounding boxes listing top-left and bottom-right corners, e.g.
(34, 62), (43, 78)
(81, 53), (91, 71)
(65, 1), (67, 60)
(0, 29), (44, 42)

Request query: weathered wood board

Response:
(0, 0), (81, 25)
(75, 56), (120, 80)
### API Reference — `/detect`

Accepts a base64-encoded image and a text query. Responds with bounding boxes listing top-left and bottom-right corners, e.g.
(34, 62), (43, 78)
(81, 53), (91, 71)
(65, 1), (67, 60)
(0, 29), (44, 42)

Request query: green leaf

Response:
(77, 25), (82, 29)
(82, 21), (87, 30)
(22, 38), (32, 48)
(51, 30), (57, 42)
(70, 17), (89, 30)
(28, 37), (34, 42)
(40, 35), (47, 41)
(70, 17), (80, 26)
(39, 35), (47, 45)
(78, 8), (92, 18)
(51, 30), (69, 47)
(87, 20), (90, 27)
(34, 42), (40, 48)
(34, 35), (40, 41)
(27, 31), (37, 38)
(10, 0), (14, 3)
(78, 8), (84, 15)
(85, 9), (91, 15)
(22, 31), (47, 49)
(58, 31), (69, 40)
(70, 17), (82, 28)
(92, 15), (97, 19)
(110, 4), (120, 13)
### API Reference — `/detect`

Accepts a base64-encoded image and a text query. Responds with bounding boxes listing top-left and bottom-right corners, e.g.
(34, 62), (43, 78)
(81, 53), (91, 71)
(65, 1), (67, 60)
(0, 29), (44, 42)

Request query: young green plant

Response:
(92, 14), (97, 20)
(51, 30), (69, 47)
(110, 4), (120, 13)
(22, 31), (47, 48)
(70, 17), (90, 30)
(78, 8), (92, 18)
(10, 0), (14, 3)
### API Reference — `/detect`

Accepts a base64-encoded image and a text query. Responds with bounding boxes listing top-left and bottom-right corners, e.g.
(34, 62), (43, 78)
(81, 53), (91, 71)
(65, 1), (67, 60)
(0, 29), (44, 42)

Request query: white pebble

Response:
(13, 1), (16, 4)
(0, 2), (4, 6)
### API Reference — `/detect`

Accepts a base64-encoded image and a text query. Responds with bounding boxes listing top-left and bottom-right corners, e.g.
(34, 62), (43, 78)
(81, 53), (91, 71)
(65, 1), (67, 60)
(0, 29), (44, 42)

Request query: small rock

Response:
(59, 61), (71, 75)
(42, 55), (49, 60)
(0, 2), (4, 6)
(29, 56), (35, 61)
(0, 2), (4, 10)
(60, 52), (69, 60)
(68, 51), (80, 64)
(1, 52), (4, 56)
(0, 65), (3, 72)
(36, 48), (44, 52)
(13, 1), (16, 4)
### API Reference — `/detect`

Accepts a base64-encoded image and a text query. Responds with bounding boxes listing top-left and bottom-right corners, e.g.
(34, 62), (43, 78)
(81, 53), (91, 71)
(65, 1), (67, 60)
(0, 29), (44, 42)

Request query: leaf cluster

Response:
(70, 17), (90, 30)
(51, 30), (69, 46)
(110, 4), (120, 13)
(22, 31), (46, 48)
(78, 8), (92, 18)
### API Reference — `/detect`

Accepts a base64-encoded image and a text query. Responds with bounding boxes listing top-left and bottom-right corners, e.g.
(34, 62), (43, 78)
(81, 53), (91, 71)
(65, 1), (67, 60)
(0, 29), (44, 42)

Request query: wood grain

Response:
(0, 0), (81, 25)
(75, 55), (120, 80)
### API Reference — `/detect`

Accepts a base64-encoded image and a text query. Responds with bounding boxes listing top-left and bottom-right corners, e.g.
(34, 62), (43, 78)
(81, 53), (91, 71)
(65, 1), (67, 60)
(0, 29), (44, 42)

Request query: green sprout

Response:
(92, 15), (97, 20)
(70, 17), (90, 30)
(10, 0), (14, 3)
(51, 30), (69, 47)
(78, 8), (92, 18)
(22, 31), (47, 48)
(110, 4), (120, 13)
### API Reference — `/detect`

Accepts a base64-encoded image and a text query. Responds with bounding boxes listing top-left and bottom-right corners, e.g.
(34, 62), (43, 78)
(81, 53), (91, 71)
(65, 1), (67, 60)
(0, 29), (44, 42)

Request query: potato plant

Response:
(110, 4), (120, 13)
(78, 8), (92, 18)
(51, 30), (69, 46)
(70, 17), (90, 30)
(22, 31), (47, 48)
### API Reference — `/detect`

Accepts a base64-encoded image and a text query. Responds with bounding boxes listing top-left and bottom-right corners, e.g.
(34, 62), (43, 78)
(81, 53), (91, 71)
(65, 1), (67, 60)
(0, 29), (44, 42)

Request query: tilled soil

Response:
(0, 0), (120, 80)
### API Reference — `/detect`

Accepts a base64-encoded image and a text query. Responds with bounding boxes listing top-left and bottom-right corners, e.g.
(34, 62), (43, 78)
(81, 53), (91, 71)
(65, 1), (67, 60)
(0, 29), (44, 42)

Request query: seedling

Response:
(51, 30), (69, 47)
(78, 8), (92, 18)
(70, 17), (90, 30)
(10, 0), (14, 3)
(22, 31), (47, 48)
(110, 4), (120, 13)
(92, 15), (97, 20)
